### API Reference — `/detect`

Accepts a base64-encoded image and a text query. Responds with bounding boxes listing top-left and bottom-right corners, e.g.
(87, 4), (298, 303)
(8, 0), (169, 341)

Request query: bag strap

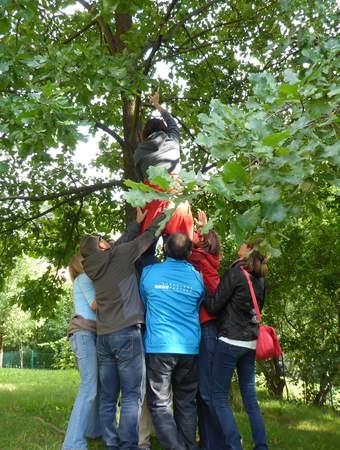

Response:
(240, 267), (262, 323)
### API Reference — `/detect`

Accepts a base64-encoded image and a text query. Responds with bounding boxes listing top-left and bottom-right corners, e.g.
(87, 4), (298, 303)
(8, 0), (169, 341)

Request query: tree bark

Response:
(0, 332), (4, 368)
(259, 358), (285, 399)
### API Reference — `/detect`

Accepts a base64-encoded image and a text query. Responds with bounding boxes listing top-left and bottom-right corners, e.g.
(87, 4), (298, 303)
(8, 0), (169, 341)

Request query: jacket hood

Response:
(83, 248), (114, 281)
(190, 247), (220, 269)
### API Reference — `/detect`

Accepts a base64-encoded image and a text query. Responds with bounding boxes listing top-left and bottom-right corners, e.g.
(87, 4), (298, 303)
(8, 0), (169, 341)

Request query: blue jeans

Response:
(97, 325), (145, 450)
(198, 322), (227, 450)
(212, 340), (268, 450)
(63, 331), (101, 450)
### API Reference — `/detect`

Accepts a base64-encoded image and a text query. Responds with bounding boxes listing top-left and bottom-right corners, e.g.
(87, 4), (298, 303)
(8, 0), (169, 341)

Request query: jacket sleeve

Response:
(258, 279), (265, 311)
(161, 110), (180, 143)
(203, 269), (235, 314)
(116, 214), (166, 264)
(114, 221), (141, 245)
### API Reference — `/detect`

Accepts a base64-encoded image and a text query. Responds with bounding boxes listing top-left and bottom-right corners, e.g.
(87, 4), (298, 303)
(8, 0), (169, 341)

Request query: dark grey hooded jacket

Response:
(134, 110), (181, 181)
(83, 217), (163, 335)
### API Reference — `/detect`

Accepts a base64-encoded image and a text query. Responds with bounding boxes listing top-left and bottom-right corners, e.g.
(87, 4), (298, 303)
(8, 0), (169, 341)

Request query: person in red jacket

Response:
(188, 211), (227, 450)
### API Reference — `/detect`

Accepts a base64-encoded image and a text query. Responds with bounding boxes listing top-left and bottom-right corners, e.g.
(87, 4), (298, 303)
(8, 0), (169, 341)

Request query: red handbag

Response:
(241, 267), (282, 360)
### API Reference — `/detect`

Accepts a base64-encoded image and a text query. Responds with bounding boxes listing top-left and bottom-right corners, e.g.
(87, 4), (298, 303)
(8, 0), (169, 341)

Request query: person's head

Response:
(164, 233), (193, 260)
(142, 118), (167, 141)
(68, 254), (84, 282)
(79, 234), (110, 258)
(239, 238), (268, 278)
(195, 230), (221, 256)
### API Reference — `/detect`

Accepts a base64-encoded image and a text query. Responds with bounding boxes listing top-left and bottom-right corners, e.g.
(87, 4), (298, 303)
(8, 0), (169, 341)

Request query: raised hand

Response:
(150, 86), (161, 108)
(195, 210), (208, 228)
(136, 207), (148, 224)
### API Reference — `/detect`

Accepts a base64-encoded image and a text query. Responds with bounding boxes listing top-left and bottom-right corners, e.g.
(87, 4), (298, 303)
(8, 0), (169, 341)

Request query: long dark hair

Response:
(243, 239), (268, 278)
(196, 230), (221, 256)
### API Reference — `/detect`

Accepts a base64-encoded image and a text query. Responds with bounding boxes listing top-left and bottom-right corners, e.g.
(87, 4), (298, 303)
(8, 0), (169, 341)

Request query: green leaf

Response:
(236, 206), (261, 231)
(262, 201), (287, 222)
(0, 17), (10, 35)
(279, 83), (298, 97)
(327, 84), (340, 98)
(283, 69), (300, 85)
(230, 217), (246, 245)
(262, 130), (290, 147)
(124, 179), (156, 192)
(146, 166), (172, 190)
(323, 143), (340, 165)
(200, 221), (214, 234)
(222, 162), (248, 184)
(262, 187), (280, 203)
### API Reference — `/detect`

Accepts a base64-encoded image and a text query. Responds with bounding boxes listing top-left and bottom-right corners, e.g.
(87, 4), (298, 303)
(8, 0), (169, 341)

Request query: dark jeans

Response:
(198, 322), (227, 450)
(146, 353), (199, 450)
(97, 325), (145, 450)
(212, 340), (268, 450)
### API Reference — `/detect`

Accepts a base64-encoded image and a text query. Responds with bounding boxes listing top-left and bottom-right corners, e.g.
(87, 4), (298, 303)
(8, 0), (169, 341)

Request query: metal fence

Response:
(2, 350), (53, 369)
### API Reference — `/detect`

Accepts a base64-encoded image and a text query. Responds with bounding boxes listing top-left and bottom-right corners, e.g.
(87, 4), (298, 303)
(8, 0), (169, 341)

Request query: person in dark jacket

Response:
(134, 87), (181, 182)
(79, 208), (166, 450)
(204, 241), (269, 450)
(187, 211), (227, 450)
(134, 87), (193, 269)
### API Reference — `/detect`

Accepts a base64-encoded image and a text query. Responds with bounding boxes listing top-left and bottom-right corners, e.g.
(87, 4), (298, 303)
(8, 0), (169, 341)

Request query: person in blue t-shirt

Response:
(63, 254), (101, 450)
(140, 233), (204, 450)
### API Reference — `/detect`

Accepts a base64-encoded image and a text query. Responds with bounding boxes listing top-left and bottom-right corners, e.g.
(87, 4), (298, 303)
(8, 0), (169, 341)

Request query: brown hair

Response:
(196, 230), (221, 256)
(69, 254), (84, 282)
(244, 239), (268, 278)
(142, 118), (167, 141)
(79, 234), (99, 258)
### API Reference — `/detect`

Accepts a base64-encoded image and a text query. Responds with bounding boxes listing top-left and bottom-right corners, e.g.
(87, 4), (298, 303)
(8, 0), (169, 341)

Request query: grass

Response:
(0, 369), (339, 450)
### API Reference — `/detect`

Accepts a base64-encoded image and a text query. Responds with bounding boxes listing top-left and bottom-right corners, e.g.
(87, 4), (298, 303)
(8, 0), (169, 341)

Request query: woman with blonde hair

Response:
(62, 254), (101, 450)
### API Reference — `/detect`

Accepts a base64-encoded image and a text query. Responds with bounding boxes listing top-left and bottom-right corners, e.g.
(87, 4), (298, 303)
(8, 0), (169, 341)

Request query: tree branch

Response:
(63, 17), (98, 44)
(0, 180), (123, 203)
(175, 116), (209, 155)
(94, 121), (134, 151)
(162, 0), (221, 44)
(142, 0), (179, 74)
(77, 0), (119, 54)
(1, 198), (72, 234)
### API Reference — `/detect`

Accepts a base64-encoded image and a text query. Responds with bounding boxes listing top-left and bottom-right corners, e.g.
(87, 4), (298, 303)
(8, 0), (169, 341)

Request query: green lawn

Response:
(0, 369), (339, 450)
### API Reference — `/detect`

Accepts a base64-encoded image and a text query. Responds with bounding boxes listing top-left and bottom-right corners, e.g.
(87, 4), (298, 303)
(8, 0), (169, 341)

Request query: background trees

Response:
(0, 0), (339, 404)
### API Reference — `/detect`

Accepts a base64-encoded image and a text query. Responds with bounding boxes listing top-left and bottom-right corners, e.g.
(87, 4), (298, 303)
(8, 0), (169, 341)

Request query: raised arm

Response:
(204, 269), (235, 315)
(114, 208), (147, 245)
(116, 213), (166, 264)
(150, 87), (179, 142)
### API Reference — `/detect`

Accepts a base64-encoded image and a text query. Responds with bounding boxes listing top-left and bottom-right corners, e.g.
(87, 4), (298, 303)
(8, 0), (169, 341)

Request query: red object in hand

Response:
(140, 181), (194, 240)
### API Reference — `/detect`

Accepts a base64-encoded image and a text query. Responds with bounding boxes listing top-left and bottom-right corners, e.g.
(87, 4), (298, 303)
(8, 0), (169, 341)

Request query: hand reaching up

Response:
(136, 207), (147, 224)
(150, 86), (160, 108)
(195, 210), (208, 228)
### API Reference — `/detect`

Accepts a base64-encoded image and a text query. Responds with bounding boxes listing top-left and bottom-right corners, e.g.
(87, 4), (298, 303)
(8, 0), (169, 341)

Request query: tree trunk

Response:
(313, 373), (331, 406)
(0, 331), (4, 368)
(115, 12), (140, 223)
(20, 345), (24, 369)
(259, 358), (286, 398)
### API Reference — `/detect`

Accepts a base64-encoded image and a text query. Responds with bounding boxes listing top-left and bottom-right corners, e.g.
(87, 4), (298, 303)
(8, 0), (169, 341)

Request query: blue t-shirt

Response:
(73, 273), (96, 321)
(140, 258), (205, 355)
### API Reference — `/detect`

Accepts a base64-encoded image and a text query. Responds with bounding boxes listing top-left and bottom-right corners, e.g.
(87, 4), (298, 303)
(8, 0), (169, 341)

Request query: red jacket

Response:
(188, 247), (220, 325)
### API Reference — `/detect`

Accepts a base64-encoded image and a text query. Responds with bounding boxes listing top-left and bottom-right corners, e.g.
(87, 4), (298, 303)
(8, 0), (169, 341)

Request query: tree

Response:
(0, 1), (338, 314)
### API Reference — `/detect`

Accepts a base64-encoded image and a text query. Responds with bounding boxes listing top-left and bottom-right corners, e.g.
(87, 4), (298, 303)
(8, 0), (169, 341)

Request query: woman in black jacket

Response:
(204, 241), (269, 450)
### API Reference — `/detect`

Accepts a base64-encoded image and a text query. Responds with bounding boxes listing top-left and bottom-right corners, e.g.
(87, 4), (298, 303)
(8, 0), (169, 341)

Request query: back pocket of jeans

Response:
(116, 337), (133, 362)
